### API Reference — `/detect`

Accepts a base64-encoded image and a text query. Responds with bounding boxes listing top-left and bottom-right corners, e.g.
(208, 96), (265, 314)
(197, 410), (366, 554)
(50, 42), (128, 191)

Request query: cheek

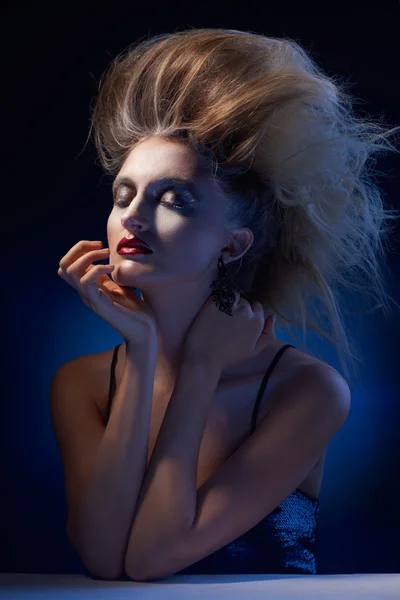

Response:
(169, 228), (220, 272)
(106, 212), (118, 240)
(168, 224), (215, 253)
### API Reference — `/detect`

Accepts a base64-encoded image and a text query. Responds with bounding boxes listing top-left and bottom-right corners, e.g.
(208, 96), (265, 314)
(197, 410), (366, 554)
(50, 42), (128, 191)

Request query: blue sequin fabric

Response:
(107, 343), (320, 574)
(177, 487), (319, 575)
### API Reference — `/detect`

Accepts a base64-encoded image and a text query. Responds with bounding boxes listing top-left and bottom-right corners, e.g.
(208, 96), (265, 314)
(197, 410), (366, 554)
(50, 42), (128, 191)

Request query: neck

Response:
(138, 284), (213, 389)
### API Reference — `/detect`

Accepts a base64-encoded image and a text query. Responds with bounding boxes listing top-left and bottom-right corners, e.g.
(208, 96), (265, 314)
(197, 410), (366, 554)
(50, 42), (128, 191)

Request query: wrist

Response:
(125, 335), (158, 359)
(182, 352), (222, 375)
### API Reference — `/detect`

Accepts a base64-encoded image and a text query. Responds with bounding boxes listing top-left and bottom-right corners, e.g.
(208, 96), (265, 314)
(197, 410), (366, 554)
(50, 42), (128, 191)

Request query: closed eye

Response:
(113, 187), (191, 211)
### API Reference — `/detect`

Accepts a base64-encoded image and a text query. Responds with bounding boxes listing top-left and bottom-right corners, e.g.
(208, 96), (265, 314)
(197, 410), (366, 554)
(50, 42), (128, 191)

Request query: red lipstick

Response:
(117, 235), (152, 254)
(117, 247), (152, 256)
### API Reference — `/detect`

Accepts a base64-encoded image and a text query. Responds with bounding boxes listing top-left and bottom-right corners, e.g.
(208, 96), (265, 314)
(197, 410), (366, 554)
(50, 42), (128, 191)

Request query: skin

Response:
(106, 136), (255, 390)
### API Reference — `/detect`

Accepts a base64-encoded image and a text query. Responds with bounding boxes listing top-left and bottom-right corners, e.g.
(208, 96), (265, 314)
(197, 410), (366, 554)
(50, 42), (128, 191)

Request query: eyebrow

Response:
(112, 175), (199, 197)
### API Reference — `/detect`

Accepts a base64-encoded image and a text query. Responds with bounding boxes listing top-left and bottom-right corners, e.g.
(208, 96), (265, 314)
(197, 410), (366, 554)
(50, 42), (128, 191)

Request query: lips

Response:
(117, 236), (152, 252)
(118, 247), (152, 255)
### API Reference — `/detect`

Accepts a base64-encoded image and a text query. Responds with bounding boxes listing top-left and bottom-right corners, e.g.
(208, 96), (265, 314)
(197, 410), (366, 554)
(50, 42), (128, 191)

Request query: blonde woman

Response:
(51, 28), (399, 581)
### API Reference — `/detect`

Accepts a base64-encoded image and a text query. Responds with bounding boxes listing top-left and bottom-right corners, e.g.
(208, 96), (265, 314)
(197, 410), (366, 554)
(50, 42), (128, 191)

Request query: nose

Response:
(121, 210), (150, 233)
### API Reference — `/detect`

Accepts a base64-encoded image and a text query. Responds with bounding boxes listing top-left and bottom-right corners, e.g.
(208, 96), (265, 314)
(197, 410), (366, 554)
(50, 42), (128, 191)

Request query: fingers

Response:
(80, 263), (114, 292)
(58, 242), (110, 285)
(57, 240), (114, 306)
(58, 240), (103, 271)
(64, 247), (110, 279)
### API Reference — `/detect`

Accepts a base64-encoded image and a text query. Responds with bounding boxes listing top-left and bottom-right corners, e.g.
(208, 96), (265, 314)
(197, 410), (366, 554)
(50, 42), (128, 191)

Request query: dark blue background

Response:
(2, 2), (400, 575)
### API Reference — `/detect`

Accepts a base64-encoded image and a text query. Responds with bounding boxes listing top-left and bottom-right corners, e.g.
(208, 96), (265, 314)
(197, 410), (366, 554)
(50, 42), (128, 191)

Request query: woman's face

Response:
(106, 136), (246, 292)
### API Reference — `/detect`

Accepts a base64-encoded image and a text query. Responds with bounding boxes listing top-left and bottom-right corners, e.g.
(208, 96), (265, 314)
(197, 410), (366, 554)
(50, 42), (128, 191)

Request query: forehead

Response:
(120, 136), (205, 180)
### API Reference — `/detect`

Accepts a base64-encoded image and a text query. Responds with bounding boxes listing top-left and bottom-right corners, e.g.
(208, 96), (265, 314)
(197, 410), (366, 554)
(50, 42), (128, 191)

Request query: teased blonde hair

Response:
(86, 27), (400, 386)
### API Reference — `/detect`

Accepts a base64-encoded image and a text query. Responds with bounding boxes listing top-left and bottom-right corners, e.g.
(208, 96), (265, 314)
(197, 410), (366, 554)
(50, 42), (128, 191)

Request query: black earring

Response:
(209, 255), (236, 316)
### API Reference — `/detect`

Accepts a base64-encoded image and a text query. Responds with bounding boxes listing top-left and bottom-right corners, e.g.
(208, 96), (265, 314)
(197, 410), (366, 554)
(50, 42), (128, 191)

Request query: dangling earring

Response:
(209, 255), (236, 316)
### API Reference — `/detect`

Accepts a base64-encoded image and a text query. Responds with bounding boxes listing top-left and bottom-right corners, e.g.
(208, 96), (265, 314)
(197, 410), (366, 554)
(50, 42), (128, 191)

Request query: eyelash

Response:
(113, 188), (189, 211)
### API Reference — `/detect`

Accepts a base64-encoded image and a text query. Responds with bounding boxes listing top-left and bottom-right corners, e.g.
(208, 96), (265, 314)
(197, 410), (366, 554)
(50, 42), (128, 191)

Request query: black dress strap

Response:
(250, 344), (295, 434)
(106, 343), (122, 422)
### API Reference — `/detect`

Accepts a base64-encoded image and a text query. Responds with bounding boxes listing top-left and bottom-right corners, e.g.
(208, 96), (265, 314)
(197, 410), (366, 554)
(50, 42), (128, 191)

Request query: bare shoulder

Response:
(283, 347), (351, 413)
(58, 346), (119, 411)
(263, 343), (350, 409)
(282, 344), (345, 378)
(254, 341), (341, 382)
(288, 347), (349, 392)
(251, 347), (351, 470)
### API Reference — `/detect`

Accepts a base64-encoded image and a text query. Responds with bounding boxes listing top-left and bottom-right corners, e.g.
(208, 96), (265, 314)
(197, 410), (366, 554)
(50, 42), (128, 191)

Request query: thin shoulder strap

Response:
(250, 344), (295, 434)
(106, 343), (122, 422)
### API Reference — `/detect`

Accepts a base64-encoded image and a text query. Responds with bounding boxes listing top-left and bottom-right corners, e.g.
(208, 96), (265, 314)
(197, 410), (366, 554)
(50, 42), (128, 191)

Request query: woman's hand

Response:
(183, 291), (276, 371)
(57, 240), (157, 347)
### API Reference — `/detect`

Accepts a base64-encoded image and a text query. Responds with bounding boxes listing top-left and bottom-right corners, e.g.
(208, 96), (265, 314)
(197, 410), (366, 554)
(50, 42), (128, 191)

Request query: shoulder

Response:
(286, 346), (351, 403)
(281, 343), (349, 391)
(55, 346), (119, 408)
(281, 357), (351, 421)
(260, 345), (350, 422)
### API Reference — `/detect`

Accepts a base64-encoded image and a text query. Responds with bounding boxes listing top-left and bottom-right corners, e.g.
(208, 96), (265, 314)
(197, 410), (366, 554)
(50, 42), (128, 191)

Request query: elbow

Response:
(123, 535), (143, 581)
(124, 564), (157, 583)
(124, 552), (153, 582)
(87, 565), (125, 581)
(83, 544), (127, 581)
(67, 524), (125, 581)
(124, 553), (173, 582)
(82, 553), (126, 581)
(124, 557), (141, 582)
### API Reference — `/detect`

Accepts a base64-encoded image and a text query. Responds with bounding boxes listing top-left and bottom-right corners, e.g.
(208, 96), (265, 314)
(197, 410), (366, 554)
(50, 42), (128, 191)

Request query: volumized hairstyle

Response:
(87, 27), (400, 386)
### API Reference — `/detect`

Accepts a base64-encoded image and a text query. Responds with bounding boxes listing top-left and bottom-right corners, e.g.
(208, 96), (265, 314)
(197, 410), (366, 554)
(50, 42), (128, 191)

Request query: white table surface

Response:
(0, 573), (399, 599)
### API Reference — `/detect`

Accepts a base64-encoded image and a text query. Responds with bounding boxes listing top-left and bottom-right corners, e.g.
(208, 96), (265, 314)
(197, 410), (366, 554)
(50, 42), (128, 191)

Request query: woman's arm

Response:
(124, 358), (221, 578)
(64, 340), (157, 580)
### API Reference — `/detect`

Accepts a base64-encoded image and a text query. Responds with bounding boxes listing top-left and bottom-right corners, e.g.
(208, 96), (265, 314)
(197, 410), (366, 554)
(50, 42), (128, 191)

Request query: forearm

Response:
(70, 340), (157, 579)
(125, 358), (221, 575)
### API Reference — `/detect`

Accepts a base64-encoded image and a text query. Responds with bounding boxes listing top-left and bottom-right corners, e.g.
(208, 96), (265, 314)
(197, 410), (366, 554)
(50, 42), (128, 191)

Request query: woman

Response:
(52, 28), (399, 581)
